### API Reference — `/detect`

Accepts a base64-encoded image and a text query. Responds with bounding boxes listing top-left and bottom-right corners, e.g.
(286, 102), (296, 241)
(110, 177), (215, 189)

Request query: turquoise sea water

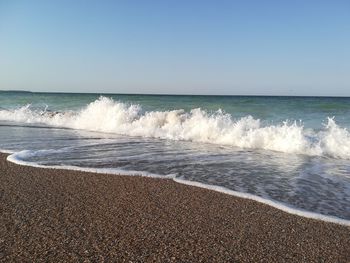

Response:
(2, 91), (350, 128)
(1, 91), (350, 223)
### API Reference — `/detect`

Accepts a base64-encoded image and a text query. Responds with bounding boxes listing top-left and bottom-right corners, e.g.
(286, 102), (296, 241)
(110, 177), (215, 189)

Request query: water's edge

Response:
(3, 150), (350, 227)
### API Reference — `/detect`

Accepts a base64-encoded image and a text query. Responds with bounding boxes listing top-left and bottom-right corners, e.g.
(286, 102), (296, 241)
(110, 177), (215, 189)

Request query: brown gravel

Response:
(0, 153), (349, 262)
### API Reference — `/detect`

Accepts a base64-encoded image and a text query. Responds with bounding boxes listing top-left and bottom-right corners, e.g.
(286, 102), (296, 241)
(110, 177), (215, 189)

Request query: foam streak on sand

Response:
(7, 150), (175, 179)
(174, 178), (350, 227)
(6, 150), (350, 227)
(1, 96), (350, 159)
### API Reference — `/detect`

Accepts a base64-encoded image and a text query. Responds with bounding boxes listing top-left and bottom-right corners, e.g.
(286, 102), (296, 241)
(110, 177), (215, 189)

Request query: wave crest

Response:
(1, 96), (350, 159)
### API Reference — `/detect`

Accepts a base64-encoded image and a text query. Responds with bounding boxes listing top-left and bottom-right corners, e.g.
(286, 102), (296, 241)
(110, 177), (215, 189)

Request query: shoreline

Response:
(1, 152), (349, 261)
(7, 150), (350, 227)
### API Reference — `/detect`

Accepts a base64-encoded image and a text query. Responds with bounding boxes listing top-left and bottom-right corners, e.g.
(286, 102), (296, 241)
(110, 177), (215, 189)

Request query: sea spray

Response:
(1, 96), (350, 159)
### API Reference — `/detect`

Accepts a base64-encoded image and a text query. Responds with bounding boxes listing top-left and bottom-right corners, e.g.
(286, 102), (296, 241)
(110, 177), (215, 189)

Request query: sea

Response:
(1, 91), (350, 225)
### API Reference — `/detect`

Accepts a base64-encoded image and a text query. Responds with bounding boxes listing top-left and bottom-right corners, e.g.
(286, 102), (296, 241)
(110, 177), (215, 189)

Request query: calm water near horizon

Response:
(1, 91), (350, 222)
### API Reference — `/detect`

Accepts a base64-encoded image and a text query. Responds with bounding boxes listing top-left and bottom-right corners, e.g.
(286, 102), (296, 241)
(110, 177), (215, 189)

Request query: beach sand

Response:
(0, 153), (349, 262)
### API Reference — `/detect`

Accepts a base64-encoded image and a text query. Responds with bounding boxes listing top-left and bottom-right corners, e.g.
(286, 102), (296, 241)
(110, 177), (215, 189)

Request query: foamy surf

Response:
(0, 149), (15, 154)
(4, 149), (350, 227)
(173, 178), (350, 227)
(1, 96), (350, 159)
(7, 150), (175, 179)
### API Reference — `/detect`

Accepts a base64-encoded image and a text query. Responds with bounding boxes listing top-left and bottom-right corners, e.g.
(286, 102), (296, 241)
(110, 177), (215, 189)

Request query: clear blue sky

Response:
(0, 0), (349, 95)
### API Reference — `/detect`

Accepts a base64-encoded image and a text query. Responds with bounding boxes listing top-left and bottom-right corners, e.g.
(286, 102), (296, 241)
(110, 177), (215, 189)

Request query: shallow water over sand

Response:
(1, 123), (350, 221)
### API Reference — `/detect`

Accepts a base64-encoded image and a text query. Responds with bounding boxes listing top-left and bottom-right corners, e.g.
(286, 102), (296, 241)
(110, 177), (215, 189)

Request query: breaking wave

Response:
(1, 96), (350, 159)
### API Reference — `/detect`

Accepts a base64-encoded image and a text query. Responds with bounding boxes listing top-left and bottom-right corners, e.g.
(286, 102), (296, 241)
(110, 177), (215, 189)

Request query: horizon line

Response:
(1, 89), (350, 98)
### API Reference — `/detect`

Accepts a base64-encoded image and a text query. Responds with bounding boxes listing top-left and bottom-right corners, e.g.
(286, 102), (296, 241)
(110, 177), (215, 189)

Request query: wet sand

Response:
(0, 153), (349, 262)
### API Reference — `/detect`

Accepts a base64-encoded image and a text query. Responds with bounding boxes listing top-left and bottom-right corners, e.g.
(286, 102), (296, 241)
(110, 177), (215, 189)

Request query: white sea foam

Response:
(0, 149), (15, 154)
(173, 178), (350, 227)
(4, 149), (350, 227)
(7, 150), (174, 179)
(1, 96), (350, 159)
